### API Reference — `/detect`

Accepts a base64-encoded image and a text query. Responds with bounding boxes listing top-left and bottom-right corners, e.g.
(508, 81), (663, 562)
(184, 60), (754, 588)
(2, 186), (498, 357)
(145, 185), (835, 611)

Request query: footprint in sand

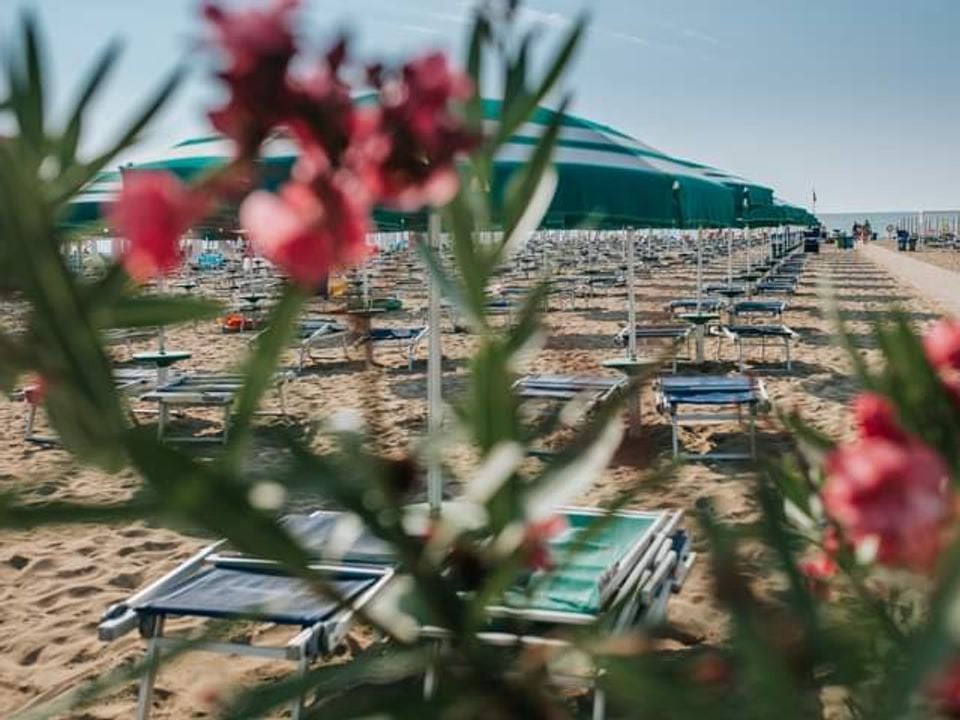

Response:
(6, 554), (29, 570)
(19, 647), (42, 666)
(108, 572), (143, 590)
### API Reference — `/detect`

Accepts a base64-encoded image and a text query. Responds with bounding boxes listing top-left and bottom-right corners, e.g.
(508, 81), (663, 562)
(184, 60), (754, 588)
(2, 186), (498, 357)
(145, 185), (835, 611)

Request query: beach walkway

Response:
(861, 244), (960, 316)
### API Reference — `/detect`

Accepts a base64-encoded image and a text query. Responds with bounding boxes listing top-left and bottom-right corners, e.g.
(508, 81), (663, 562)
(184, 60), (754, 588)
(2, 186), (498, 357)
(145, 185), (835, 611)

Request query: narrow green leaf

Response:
(225, 284), (306, 464)
(57, 40), (123, 171)
(50, 65), (182, 207)
(93, 295), (223, 329)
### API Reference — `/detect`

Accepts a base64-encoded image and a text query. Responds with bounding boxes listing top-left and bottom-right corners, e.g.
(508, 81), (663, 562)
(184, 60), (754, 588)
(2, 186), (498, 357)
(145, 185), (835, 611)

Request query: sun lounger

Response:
(754, 279), (796, 296)
(667, 298), (723, 315)
(292, 319), (349, 372)
(420, 506), (695, 720)
(614, 324), (693, 372)
(355, 326), (428, 369)
(139, 372), (291, 443)
(99, 510), (395, 720)
(656, 374), (769, 460)
(515, 374), (626, 406)
(20, 368), (156, 445)
(714, 324), (799, 372)
(729, 300), (787, 323)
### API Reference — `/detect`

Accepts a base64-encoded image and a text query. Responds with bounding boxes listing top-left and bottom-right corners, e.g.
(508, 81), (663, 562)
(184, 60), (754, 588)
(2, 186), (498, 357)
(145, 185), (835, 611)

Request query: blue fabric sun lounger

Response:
(656, 375), (769, 460)
(714, 324), (799, 372)
(730, 300), (787, 322)
(294, 319), (349, 372)
(99, 510), (395, 720)
(667, 298), (723, 315)
(515, 374), (626, 406)
(420, 506), (695, 720)
(354, 326), (428, 369)
(614, 325), (693, 371)
(140, 372), (291, 443)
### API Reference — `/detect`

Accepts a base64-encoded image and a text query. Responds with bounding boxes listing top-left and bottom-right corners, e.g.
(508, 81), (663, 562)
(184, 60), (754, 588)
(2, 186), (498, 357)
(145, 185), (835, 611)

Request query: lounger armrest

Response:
(98, 608), (140, 641)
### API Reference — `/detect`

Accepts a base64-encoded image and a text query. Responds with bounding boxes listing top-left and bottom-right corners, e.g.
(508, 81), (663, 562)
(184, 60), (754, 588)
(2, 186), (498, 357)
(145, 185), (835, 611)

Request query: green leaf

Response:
(18, 13), (46, 154)
(443, 193), (489, 324)
(225, 284), (306, 465)
(92, 294), (223, 329)
(500, 95), (566, 256)
(50, 64), (182, 207)
(414, 236), (480, 330)
(503, 281), (548, 358)
(57, 40), (122, 171)
(0, 494), (158, 529)
(491, 18), (585, 151)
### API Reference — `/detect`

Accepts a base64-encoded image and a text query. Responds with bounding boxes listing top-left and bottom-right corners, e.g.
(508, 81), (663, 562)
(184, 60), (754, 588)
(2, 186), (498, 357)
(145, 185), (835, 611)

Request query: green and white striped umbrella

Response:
(66, 99), (754, 230)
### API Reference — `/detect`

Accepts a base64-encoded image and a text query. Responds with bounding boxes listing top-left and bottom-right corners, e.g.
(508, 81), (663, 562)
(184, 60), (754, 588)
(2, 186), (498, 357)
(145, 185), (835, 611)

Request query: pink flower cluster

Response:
(805, 317), (960, 584)
(110, 0), (476, 287)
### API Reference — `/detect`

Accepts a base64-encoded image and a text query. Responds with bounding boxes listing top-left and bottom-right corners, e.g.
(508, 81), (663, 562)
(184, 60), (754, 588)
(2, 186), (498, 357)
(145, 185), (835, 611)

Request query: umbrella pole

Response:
(727, 230), (732, 286)
(696, 228), (703, 314)
(626, 230), (637, 361)
(427, 212), (443, 518)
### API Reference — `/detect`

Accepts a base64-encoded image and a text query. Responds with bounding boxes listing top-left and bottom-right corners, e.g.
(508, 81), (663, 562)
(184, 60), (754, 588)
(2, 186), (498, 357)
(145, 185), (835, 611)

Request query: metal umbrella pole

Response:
(626, 230), (637, 361)
(426, 212), (444, 517)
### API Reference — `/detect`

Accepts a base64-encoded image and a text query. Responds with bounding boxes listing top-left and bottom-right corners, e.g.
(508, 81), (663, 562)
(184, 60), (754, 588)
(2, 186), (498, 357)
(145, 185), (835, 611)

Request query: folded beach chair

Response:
(420, 506), (695, 720)
(139, 372), (291, 443)
(613, 324), (693, 372)
(714, 324), (799, 372)
(99, 511), (395, 720)
(656, 374), (769, 460)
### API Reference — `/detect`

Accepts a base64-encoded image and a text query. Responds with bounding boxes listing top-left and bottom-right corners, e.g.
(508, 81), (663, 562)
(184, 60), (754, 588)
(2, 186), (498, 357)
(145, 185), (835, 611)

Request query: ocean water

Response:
(819, 211), (960, 235)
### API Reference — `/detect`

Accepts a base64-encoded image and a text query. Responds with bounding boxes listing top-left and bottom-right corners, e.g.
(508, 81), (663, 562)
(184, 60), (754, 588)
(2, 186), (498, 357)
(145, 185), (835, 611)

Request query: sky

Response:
(1, 0), (957, 214)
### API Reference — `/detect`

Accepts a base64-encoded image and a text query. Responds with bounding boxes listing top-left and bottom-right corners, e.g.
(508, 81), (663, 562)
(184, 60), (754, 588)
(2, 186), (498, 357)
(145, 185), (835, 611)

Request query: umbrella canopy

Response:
(741, 199), (817, 228)
(66, 99), (744, 231)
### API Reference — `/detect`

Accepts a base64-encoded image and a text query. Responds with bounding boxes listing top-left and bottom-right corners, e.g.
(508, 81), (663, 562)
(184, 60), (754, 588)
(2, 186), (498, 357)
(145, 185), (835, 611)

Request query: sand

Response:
(0, 244), (952, 718)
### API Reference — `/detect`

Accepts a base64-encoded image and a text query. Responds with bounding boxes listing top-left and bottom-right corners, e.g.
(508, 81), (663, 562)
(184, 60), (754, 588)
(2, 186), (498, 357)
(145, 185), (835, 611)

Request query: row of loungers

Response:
(515, 373), (769, 460)
(99, 507), (694, 720)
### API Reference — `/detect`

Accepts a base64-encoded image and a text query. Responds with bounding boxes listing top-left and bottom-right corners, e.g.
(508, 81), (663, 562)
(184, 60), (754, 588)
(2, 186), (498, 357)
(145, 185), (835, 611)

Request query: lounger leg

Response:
(291, 653), (309, 720)
(785, 339), (792, 372)
(423, 640), (440, 700)
(592, 687), (606, 720)
(749, 410), (757, 458)
(671, 408), (680, 458)
(24, 404), (36, 440)
(136, 618), (165, 720)
(157, 403), (167, 441)
(738, 339), (745, 373)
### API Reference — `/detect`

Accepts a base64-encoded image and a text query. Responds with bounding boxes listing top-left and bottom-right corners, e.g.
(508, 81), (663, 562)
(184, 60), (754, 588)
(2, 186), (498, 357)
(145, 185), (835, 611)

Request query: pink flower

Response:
(853, 393), (907, 442)
(23, 374), (48, 406)
(521, 515), (568, 571)
(799, 552), (837, 601)
(929, 658), (960, 717)
(822, 437), (951, 572)
(239, 174), (370, 287)
(925, 319), (960, 371)
(109, 172), (206, 282)
(202, 0), (299, 154)
(374, 51), (477, 211)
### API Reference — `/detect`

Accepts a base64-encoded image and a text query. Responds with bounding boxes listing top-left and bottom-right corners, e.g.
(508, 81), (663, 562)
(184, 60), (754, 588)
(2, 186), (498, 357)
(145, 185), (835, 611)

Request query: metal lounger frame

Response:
(98, 514), (394, 720)
(420, 506), (695, 720)
(657, 377), (769, 460)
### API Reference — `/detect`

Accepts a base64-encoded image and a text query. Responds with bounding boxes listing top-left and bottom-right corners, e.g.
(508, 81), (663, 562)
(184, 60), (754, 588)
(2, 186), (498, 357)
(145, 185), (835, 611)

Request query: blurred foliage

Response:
(3, 3), (960, 720)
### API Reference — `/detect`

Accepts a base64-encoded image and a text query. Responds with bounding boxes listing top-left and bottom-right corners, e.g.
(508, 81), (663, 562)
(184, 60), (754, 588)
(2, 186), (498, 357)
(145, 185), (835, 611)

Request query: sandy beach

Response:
(0, 242), (952, 718)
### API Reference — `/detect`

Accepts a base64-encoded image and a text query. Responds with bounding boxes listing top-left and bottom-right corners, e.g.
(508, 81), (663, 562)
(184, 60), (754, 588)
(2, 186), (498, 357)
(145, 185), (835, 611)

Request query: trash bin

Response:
(909, 236), (917, 251)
